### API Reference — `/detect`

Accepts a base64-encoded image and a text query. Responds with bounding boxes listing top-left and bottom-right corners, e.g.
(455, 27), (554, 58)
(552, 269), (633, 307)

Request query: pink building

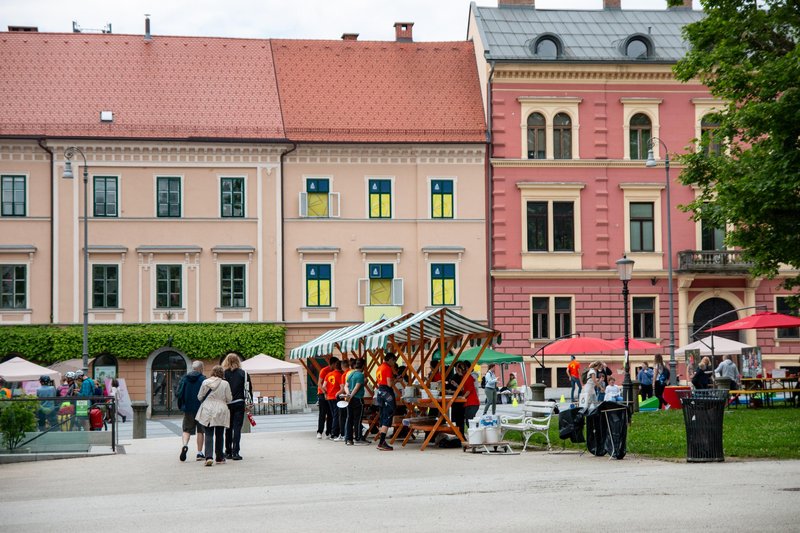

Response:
(469, 0), (800, 386)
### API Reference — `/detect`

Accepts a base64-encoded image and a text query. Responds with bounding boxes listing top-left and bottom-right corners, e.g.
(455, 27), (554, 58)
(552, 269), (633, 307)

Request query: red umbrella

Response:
(705, 312), (800, 332)
(537, 336), (617, 355)
(607, 337), (662, 350)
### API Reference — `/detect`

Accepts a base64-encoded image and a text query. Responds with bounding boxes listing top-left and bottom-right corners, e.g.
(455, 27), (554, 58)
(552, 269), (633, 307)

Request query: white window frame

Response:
(691, 98), (726, 153)
(218, 175), (247, 218)
(518, 182), (583, 270)
(358, 262), (403, 306)
(153, 174), (184, 218)
(428, 176), (457, 220)
(530, 294), (574, 341)
(631, 294), (660, 340)
(299, 176), (339, 218)
(365, 176), (395, 219)
(620, 183), (664, 270)
(518, 97), (581, 160)
(1, 173), (30, 217)
(620, 98), (662, 160)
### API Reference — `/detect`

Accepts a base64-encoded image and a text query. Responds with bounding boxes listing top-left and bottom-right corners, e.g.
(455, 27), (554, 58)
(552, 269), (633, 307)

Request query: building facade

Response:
(0, 22), (487, 411)
(470, 0), (800, 386)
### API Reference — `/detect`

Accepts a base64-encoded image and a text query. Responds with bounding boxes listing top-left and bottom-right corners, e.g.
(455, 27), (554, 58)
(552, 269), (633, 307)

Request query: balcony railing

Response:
(678, 250), (753, 273)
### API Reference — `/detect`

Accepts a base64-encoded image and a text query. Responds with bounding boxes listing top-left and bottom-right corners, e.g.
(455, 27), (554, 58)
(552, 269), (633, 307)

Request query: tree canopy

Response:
(673, 0), (800, 294)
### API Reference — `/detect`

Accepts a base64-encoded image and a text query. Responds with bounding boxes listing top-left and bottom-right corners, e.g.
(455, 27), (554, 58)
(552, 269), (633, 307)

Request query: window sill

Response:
(90, 308), (124, 313)
(301, 306), (338, 311)
(0, 308), (31, 313)
(425, 305), (462, 311)
(215, 307), (252, 312)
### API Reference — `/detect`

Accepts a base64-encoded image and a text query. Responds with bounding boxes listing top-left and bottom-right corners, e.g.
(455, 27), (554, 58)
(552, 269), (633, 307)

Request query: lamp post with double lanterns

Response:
(616, 255), (634, 417)
(63, 147), (90, 376)
(645, 138), (677, 386)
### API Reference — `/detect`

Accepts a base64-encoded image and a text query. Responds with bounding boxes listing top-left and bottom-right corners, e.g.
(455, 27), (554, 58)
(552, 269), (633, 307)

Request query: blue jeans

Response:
(570, 377), (582, 402)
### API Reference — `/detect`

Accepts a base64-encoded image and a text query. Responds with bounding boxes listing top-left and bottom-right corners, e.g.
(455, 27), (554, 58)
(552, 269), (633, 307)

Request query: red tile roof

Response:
(271, 39), (486, 143)
(0, 33), (486, 144)
(0, 32), (285, 140)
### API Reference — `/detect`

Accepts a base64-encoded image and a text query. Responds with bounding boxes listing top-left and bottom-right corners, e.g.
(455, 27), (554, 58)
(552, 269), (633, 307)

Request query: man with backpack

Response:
(176, 361), (206, 462)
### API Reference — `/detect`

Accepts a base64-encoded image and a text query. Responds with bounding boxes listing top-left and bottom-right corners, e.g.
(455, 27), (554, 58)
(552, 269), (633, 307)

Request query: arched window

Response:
(92, 353), (118, 382)
(626, 38), (649, 59)
(553, 113), (572, 160)
(535, 37), (558, 59)
(527, 113), (546, 159)
(629, 113), (652, 160)
(701, 115), (722, 155)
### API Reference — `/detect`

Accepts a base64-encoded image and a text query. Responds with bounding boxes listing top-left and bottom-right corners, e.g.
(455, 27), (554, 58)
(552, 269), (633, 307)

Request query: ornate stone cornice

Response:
(493, 66), (683, 83)
(491, 158), (684, 169)
(286, 144), (486, 165)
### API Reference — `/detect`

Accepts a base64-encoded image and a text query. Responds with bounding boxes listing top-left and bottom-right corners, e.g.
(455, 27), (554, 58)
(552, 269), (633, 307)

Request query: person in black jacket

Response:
(691, 356), (712, 390)
(176, 361), (206, 462)
(222, 353), (252, 461)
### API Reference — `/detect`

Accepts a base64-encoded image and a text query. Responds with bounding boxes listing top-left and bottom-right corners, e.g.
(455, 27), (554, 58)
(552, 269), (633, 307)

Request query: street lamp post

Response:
(63, 147), (90, 375)
(616, 255), (634, 418)
(646, 138), (677, 386)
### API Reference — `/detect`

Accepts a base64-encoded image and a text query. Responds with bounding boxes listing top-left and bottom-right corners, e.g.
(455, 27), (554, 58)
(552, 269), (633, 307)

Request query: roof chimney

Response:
(7, 25), (38, 32)
(603, 0), (621, 9)
(394, 22), (413, 42)
(498, 0), (536, 6)
(144, 14), (152, 41)
(669, 0), (694, 9)
(341, 33), (359, 41)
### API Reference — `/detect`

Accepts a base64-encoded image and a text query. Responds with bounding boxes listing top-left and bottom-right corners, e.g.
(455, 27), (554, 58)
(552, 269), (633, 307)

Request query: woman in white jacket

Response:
(196, 365), (232, 466)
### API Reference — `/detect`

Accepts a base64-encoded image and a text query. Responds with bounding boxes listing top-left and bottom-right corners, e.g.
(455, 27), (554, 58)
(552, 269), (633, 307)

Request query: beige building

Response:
(0, 23), (487, 410)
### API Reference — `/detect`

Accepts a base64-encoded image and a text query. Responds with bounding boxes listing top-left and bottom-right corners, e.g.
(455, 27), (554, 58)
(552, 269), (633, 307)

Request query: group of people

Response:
(176, 353), (253, 466)
(316, 354), (496, 451)
(33, 371), (123, 431)
(578, 355), (672, 410)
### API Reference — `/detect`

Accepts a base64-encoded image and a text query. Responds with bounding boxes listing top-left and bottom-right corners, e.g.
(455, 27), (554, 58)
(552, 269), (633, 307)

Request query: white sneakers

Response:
(316, 432), (323, 439)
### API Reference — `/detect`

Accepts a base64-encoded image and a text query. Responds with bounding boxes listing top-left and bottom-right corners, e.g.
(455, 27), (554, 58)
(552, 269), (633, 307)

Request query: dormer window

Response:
(625, 36), (652, 60)
(535, 37), (558, 59)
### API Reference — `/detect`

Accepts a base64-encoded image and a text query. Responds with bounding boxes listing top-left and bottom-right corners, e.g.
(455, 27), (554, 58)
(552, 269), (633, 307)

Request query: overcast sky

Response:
(2, 0), (697, 41)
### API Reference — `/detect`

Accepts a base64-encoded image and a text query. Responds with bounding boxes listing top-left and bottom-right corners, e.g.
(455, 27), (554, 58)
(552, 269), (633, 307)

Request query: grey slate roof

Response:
(473, 5), (704, 63)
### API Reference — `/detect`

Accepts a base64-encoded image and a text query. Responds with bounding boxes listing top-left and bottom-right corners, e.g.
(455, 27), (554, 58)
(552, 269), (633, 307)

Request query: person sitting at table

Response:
(603, 376), (623, 402)
(375, 352), (397, 451)
(497, 372), (517, 404)
(692, 356), (713, 390)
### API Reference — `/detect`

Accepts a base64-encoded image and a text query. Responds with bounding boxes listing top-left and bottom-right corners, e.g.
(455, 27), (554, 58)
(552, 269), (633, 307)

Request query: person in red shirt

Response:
(460, 361), (481, 429)
(567, 355), (582, 403)
(316, 357), (338, 439)
(375, 352), (397, 451)
(324, 360), (344, 440)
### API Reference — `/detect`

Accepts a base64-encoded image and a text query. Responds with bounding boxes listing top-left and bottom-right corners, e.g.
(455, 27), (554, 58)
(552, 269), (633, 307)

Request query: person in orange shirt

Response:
(324, 360), (344, 441)
(0, 377), (11, 399)
(567, 355), (582, 403)
(375, 352), (397, 451)
(316, 357), (338, 440)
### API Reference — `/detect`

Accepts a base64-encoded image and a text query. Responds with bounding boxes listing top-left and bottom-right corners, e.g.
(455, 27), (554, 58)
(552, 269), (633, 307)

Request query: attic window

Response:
(625, 37), (651, 60)
(533, 35), (561, 59)
(100, 111), (114, 123)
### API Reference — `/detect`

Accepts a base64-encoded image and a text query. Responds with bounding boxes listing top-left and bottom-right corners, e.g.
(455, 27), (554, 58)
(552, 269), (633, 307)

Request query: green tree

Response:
(673, 0), (800, 292)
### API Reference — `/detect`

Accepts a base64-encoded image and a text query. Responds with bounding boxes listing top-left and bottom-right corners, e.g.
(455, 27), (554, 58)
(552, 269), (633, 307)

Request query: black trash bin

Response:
(558, 407), (585, 443)
(585, 401), (628, 459)
(681, 389), (727, 463)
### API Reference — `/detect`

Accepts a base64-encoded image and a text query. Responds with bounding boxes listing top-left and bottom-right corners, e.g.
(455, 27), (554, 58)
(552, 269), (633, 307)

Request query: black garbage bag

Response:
(558, 407), (585, 443)
(584, 401), (628, 459)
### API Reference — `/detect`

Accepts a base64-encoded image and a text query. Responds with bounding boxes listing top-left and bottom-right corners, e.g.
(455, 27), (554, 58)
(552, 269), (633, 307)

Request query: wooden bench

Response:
(499, 400), (556, 451)
(729, 388), (800, 407)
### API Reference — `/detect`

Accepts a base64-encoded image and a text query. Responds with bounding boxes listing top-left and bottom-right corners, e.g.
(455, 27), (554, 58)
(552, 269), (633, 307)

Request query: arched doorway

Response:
(150, 350), (188, 416)
(92, 353), (118, 383)
(691, 297), (742, 343)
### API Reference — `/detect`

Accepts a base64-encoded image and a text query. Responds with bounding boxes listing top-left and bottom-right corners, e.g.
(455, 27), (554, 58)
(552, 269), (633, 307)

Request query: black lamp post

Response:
(646, 138), (676, 385)
(616, 255), (634, 416)
(63, 147), (90, 376)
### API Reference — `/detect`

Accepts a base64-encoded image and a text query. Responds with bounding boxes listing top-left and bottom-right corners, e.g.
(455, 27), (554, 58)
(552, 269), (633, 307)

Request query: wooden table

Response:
(402, 396), (466, 451)
(735, 377), (800, 407)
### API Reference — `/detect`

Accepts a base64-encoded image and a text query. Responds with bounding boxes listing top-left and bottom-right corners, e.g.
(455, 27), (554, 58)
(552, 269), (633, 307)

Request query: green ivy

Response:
(0, 323), (285, 364)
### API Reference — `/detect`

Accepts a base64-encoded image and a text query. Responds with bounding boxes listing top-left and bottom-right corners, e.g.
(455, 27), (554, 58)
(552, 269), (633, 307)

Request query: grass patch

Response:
(502, 407), (800, 459)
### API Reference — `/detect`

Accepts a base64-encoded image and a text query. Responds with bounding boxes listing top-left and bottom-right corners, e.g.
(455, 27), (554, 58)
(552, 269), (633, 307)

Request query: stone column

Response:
(530, 383), (546, 402)
(132, 401), (148, 439)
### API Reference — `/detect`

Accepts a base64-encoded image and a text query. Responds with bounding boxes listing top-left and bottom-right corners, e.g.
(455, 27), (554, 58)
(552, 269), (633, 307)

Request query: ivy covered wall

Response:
(0, 323), (285, 364)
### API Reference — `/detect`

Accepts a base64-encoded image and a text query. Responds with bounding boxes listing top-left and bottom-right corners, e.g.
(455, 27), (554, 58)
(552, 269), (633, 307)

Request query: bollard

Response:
(632, 380), (641, 413)
(132, 401), (148, 439)
(530, 383), (546, 402)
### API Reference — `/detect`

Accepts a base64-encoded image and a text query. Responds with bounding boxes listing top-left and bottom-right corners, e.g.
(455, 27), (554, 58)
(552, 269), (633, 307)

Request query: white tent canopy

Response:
(0, 357), (61, 386)
(241, 354), (304, 377)
(674, 336), (753, 357)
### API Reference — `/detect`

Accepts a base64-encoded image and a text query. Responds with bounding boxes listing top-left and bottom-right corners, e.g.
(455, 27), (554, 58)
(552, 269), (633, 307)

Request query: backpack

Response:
(480, 375), (486, 389)
(658, 367), (670, 385)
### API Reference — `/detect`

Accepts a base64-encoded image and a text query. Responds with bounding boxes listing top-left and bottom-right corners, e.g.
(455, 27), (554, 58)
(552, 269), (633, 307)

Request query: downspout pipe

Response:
(37, 138), (55, 323)
(486, 60), (496, 330)
(279, 143), (297, 323)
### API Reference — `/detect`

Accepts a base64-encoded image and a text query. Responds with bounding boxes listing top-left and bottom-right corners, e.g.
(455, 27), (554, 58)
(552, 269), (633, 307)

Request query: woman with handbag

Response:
(196, 365), (232, 466)
(222, 353), (252, 461)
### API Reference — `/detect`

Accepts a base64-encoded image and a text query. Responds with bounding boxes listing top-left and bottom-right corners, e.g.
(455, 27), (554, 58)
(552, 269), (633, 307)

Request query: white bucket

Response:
(468, 427), (485, 445)
(484, 426), (500, 444)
